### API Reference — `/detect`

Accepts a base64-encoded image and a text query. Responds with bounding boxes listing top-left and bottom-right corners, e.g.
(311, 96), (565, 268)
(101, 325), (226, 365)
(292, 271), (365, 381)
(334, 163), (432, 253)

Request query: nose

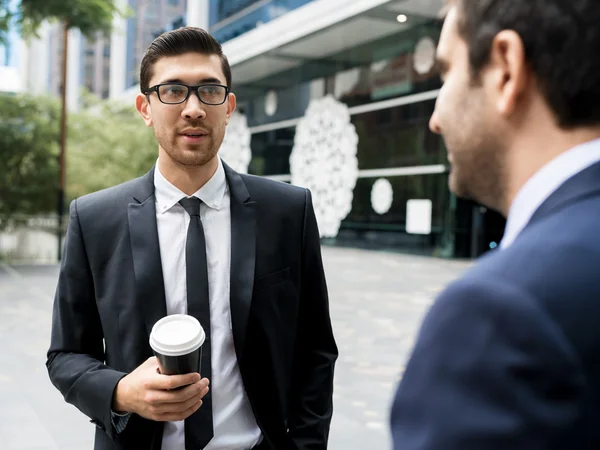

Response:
(181, 91), (207, 120)
(429, 107), (441, 135)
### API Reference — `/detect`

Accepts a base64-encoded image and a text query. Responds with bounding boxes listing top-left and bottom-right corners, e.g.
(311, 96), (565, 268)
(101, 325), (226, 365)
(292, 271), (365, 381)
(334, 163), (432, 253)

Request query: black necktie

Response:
(179, 197), (213, 449)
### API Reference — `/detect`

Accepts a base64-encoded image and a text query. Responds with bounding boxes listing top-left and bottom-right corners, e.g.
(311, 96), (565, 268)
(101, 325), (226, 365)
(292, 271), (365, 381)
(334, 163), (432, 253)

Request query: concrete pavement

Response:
(0, 247), (470, 450)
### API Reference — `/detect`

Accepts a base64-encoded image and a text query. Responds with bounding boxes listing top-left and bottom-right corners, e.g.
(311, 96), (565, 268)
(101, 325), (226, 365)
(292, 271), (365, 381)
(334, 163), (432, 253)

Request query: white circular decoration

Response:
(413, 37), (436, 75)
(371, 178), (393, 215)
(265, 90), (278, 116)
(220, 111), (251, 174)
(290, 95), (359, 238)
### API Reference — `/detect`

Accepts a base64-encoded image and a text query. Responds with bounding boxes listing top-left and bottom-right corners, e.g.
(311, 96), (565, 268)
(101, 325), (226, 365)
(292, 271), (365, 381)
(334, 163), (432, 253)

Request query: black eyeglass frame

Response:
(145, 83), (231, 105)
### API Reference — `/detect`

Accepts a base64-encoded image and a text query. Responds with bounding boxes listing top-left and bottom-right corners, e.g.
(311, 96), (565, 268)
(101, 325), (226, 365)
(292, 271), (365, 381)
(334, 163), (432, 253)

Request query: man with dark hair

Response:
(390, 1), (600, 449)
(46, 27), (337, 450)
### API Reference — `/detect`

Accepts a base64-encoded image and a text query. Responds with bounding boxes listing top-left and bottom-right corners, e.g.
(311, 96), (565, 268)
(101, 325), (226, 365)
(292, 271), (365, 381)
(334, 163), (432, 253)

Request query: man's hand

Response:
(113, 357), (210, 422)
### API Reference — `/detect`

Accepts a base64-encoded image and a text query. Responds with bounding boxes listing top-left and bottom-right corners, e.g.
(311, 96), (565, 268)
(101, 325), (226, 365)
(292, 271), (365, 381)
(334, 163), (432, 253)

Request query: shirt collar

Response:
(154, 158), (227, 214)
(501, 137), (600, 249)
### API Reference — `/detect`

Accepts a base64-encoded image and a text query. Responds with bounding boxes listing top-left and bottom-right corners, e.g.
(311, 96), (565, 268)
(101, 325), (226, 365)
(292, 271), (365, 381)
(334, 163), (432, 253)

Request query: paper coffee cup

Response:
(149, 314), (205, 376)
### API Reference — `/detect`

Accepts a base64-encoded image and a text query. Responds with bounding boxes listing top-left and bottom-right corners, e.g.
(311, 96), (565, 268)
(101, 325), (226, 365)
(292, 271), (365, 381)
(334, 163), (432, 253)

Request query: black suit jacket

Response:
(46, 162), (338, 450)
(390, 161), (600, 449)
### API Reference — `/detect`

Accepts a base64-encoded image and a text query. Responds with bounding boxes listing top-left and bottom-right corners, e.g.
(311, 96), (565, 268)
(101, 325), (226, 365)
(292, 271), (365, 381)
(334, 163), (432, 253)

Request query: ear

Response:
(225, 92), (237, 125)
(487, 30), (529, 117)
(136, 93), (154, 127)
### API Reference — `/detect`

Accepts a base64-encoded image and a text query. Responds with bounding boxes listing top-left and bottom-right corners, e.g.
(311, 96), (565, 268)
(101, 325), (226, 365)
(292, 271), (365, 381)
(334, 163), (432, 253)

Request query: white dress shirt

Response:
(154, 158), (262, 450)
(501, 138), (600, 250)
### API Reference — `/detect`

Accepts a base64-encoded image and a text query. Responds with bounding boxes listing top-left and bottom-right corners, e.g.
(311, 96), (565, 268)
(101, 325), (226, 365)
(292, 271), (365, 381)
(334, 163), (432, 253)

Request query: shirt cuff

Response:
(110, 409), (132, 434)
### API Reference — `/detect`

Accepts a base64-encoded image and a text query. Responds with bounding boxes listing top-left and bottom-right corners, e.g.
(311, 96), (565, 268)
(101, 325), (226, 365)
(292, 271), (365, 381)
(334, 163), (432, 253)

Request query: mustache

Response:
(184, 120), (208, 130)
(180, 122), (210, 135)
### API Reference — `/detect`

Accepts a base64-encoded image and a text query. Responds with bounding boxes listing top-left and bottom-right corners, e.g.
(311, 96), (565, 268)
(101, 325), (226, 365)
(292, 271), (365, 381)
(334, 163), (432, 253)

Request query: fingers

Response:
(151, 372), (202, 391)
(149, 392), (202, 416)
(198, 380), (210, 399)
(135, 366), (210, 422)
(152, 396), (204, 422)
(144, 379), (209, 405)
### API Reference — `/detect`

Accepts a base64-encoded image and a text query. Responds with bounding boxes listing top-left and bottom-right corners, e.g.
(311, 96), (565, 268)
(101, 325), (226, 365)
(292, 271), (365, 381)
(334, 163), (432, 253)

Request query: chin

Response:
(448, 172), (459, 195)
(448, 173), (469, 200)
(180, 145), (214, 160)
(170, 153), (210, 167)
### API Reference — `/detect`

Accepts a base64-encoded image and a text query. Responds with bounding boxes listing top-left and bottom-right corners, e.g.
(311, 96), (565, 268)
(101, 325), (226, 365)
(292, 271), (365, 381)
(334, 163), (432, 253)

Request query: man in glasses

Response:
(46, 27), (337, 450)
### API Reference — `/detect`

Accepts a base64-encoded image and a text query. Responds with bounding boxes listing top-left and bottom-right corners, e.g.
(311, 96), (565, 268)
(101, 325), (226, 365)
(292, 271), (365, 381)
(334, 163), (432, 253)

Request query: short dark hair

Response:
(453, 0), (600, 128)
(139, 27), (232, 94)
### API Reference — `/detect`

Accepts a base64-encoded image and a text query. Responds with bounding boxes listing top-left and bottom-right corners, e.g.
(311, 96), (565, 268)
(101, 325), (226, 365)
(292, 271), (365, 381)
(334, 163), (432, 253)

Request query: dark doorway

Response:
(454, 198), (506, 258)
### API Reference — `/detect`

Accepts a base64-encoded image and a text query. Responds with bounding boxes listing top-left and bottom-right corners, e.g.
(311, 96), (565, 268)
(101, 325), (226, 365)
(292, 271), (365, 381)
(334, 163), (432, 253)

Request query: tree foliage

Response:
(0, 0), (132, 228)
(0, 0), (126, 42)
(0, 93), (61, 220)
(0, 92), (158, 220)
(67, 92), (158, 201)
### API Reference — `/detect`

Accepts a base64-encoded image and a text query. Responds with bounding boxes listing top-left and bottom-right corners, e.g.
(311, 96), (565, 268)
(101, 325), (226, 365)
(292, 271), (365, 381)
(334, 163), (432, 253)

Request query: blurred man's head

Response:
(430, 0), (600, 214)
(136, 27), (235, 169)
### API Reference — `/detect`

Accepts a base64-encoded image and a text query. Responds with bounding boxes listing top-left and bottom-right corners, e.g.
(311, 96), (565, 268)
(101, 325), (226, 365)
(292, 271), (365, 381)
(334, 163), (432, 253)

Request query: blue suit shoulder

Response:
(464, 198), (600, 364)
(391, 143), (600, 450)
(390, 199), (600, 449)
(466, 195), (600, 318)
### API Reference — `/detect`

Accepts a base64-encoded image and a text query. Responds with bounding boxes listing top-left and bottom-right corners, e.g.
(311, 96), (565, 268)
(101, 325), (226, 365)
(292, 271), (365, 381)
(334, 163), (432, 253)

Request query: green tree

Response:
(1, 0), (128, 257)
(67, 92), (158, 201)
(0, 93), (61, 223)
(1, 0), (123, 41)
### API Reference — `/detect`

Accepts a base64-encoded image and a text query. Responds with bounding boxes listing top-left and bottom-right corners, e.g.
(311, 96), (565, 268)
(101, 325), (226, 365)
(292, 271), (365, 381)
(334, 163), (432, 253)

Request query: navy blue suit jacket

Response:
(391, 161), (600, 449)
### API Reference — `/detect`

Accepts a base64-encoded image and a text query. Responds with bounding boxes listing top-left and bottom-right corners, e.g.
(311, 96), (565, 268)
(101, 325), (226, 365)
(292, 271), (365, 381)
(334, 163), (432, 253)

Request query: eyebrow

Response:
(160, 77), (224, 85)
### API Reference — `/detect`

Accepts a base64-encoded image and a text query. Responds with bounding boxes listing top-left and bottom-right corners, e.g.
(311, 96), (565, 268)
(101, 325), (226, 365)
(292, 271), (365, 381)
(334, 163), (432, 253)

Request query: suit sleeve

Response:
(288, 189), (339, 449)
(46, 199), (128, 440)
(390, 277), (586, 450)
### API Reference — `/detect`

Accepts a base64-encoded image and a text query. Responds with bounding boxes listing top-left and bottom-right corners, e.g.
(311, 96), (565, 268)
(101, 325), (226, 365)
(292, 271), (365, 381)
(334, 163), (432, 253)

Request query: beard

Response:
(447, 133), (506, 212)
(443, 93), (507, 212)
(155, 121), (226, 168)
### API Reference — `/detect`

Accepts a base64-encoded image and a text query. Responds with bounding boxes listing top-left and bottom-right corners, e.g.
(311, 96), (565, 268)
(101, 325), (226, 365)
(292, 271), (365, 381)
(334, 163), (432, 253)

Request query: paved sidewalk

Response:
(0, 247), (470, 450)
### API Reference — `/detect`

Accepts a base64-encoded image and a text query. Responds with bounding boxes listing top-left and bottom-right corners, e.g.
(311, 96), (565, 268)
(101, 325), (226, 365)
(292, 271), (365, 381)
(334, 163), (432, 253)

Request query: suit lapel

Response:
(128, 167), (167, 337)
(224, 161), (256, 360)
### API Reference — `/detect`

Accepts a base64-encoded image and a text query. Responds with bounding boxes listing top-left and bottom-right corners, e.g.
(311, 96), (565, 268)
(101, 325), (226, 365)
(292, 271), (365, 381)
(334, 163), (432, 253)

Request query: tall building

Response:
(46, 26), (65, 98)
(110, 0), (207, 102)
(39, 0), (196, 107)
(124, 0), (188, 89)
(81, 32), (112, 100)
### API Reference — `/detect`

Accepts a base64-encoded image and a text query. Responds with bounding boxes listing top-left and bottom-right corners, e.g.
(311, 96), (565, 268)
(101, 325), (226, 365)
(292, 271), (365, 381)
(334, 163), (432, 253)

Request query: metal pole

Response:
(58, 22), (68, 261)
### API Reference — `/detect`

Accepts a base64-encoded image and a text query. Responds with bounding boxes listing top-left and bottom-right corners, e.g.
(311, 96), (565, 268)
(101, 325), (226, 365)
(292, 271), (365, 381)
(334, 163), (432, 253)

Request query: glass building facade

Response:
(226, 1), (506, 258)
(125, 0), (188, 88)
(209, 0), (314, 43)
(81, 34), (112, 99)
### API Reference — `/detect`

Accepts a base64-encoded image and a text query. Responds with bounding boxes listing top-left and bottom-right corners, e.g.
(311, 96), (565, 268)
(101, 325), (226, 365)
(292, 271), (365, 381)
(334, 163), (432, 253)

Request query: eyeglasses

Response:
(145, 83), (230, 105)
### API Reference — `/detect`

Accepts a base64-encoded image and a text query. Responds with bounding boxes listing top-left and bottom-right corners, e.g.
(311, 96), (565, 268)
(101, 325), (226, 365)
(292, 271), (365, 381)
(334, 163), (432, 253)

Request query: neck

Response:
(501, 125), (600, 216)
(157, 151), (219, 196)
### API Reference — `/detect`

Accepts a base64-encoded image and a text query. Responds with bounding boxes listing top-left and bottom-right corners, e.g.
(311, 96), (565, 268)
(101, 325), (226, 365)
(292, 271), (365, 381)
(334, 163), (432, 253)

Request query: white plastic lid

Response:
(149, 314), (205, 357)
